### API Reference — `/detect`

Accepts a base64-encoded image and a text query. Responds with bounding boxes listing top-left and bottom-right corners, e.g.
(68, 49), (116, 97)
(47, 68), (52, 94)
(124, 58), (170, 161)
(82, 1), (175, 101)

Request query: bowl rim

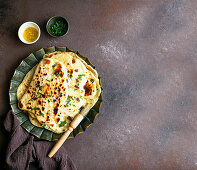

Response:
(46, 16), (69, 37)
(18, 21), (41, 44)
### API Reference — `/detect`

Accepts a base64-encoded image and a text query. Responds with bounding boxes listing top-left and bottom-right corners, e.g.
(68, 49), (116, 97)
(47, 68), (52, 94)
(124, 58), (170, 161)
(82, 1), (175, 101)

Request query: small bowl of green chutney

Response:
(46, 16), (69, 37)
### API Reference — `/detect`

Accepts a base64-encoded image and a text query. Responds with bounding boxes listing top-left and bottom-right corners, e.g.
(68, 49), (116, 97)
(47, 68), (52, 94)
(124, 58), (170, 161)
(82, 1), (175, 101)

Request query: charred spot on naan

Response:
(54, 63), (64, 77)
(84, 80), (92, 96)
(43, 58), (51, 64)
(18, 101), (23, 109)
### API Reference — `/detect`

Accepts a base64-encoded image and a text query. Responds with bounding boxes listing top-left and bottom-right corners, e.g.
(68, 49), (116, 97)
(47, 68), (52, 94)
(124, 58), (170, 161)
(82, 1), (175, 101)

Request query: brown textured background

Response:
(1, 0), (197, 169)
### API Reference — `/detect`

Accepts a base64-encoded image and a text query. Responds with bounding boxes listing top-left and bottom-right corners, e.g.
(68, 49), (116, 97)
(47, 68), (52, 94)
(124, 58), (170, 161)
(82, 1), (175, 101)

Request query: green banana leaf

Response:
(9, 46), (103, 141)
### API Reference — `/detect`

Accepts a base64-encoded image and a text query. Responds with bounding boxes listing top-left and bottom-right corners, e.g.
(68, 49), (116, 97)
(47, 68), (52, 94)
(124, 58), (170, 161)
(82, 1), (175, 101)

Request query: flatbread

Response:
(17, 52), (101, 134)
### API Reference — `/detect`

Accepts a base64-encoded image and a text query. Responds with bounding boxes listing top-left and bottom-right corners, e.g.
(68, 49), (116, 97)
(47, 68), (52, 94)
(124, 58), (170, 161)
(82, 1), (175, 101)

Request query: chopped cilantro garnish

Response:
(48, 99), (50, 103)
(76, 74), (85, 82)
(67, 70), (70, 73)
(72, 104), (76, 107)
(74, 89), (78, 91)
(55, 72), (62, 76)
(59, 120), (67, 127)
(48, 91), (52, 97)
(40, 112), (45, 117)
(90, 79), (94, 83)
(46, 79), (50, 82)
(64, 95), (74, 107)
(52, 64), (56, 68)
(39, 86), (43, 91)
(70, 75), (73, 78)
(64, 103), (71, 107)
(42, 124), (46, 128)
(50, 20), (68, 36)
(30, 107), (40, 110)
(79, 96), (83, 99)
(37, 91), (45, 98)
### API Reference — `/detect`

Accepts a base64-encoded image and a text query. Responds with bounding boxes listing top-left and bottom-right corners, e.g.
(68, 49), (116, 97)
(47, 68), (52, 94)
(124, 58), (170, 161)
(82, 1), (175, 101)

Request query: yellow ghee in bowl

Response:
(23, 27), (39, 42)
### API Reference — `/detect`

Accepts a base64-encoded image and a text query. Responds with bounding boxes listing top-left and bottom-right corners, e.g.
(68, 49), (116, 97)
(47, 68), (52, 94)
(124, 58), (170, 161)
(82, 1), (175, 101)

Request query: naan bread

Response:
(17, 52), (101, 134)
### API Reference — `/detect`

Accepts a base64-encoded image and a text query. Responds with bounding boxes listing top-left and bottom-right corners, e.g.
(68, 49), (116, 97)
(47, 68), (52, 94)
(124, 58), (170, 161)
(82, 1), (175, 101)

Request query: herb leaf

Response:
(76, 74), (85, 82)
(40, 112), (45, 117)
(59, 120), (67, 127)
(38, 86), (43, 91)
(90, 79), (94, 83)
(55, 72), (62, 77)
(30, 107), (40, 110)
(50, 20), (67, 36)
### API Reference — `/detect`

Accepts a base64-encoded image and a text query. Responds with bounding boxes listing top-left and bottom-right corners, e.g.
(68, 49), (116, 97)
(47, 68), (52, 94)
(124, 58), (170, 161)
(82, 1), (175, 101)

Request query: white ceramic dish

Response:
(18, 22), (41, 44)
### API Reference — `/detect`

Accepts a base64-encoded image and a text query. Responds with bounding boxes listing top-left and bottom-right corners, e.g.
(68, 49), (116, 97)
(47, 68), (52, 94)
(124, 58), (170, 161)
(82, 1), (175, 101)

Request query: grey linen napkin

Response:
(3, 110), (77, 170)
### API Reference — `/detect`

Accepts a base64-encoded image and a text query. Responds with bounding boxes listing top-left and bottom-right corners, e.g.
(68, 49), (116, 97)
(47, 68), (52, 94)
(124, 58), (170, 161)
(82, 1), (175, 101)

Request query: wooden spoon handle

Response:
(48, 114), (84, 158)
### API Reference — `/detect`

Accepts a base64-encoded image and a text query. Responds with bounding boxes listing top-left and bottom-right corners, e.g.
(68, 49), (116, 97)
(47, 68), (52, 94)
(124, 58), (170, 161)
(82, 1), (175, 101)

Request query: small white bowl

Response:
(18, 22), (41, 44)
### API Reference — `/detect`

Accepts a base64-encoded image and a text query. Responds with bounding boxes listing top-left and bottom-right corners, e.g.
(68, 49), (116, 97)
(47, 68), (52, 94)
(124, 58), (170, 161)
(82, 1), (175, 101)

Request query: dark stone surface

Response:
(1, 0), (197, 169)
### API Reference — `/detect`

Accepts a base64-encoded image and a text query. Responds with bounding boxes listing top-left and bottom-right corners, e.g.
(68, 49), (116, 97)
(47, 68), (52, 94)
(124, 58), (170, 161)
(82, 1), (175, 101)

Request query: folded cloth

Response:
(3, 110), (77, 170)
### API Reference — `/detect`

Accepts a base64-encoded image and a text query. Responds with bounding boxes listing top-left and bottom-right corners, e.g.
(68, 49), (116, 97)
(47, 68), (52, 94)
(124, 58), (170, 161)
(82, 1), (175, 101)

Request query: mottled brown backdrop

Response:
(1, 0), (197, 170)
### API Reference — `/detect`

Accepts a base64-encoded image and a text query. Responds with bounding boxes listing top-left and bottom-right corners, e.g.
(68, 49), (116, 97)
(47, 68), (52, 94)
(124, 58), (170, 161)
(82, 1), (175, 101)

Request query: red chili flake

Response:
(70, 69), (73, 74)
(27, 90), (30, 93)
(43, 73), (47, 76)
(67, 63), (70, 65)
(76, 98), (80, 102)
(56, 118), (60, 122)
(74, 69), (78, 72)
(72, 59), (75, 64)
(38, 101), (41, 104)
